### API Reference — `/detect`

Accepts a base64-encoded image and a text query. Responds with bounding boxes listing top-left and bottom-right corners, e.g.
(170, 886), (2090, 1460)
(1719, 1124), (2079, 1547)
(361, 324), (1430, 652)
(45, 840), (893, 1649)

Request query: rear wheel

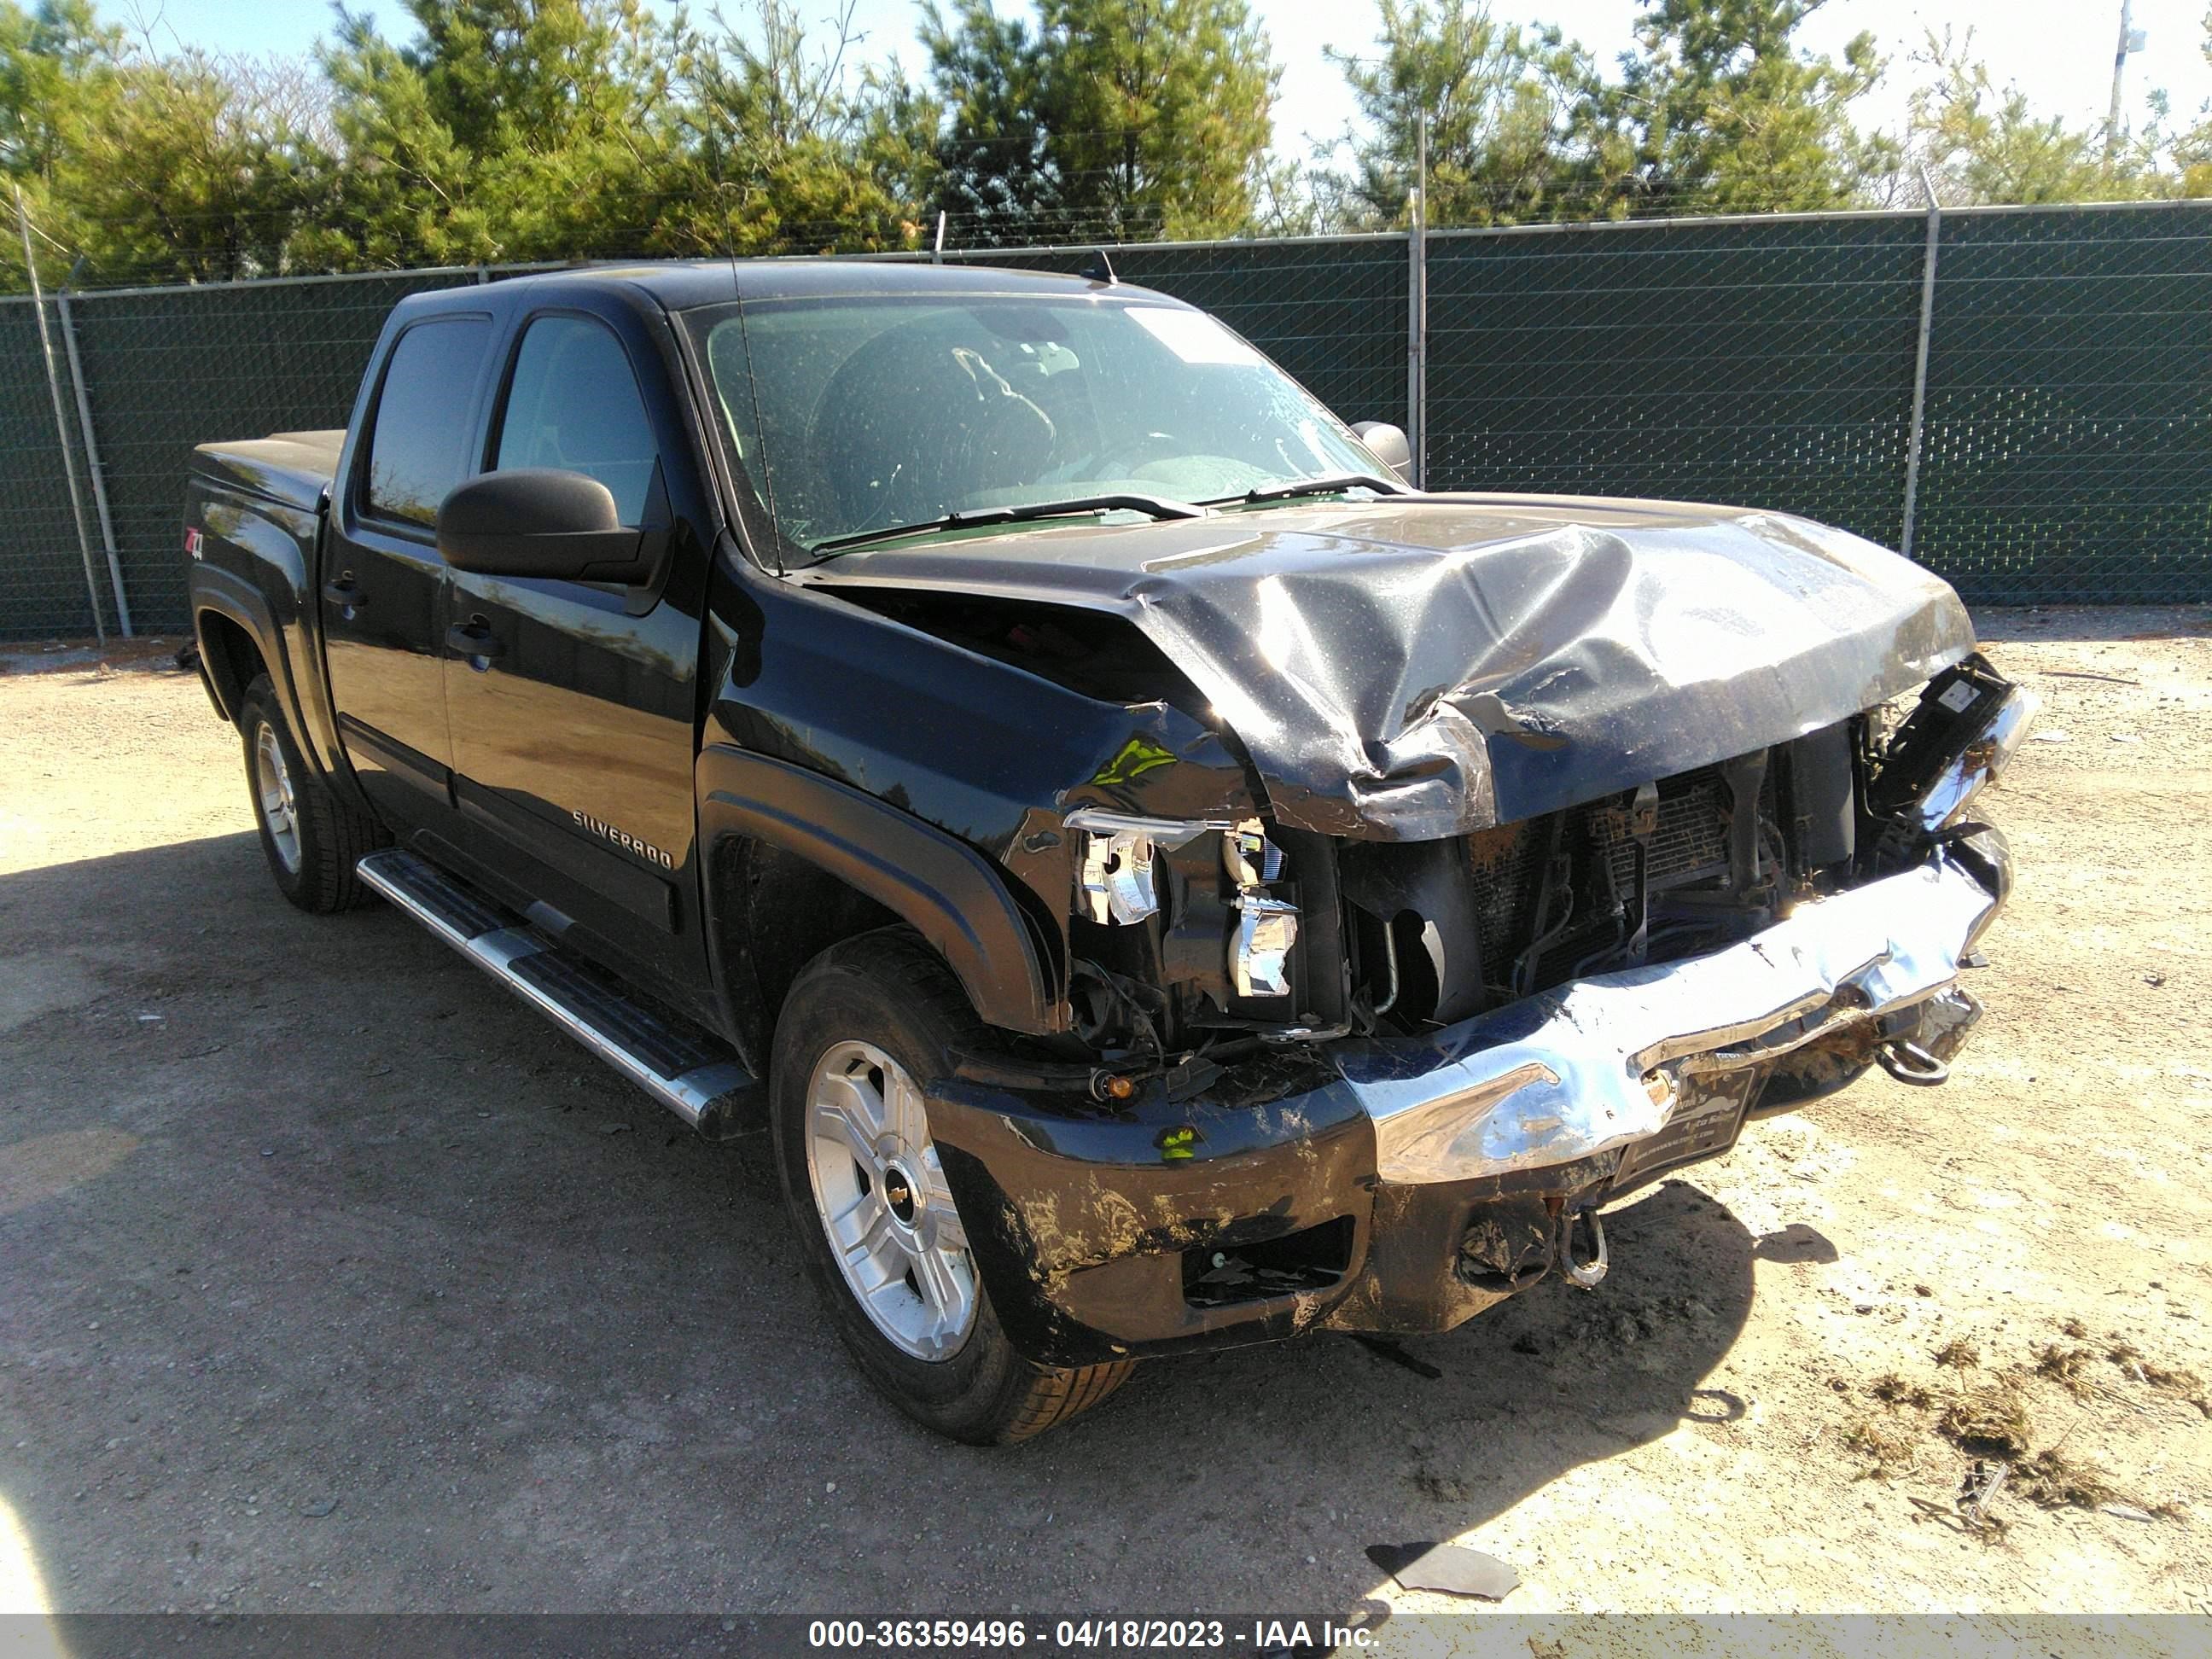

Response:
(771, 928), (1133, 1443)
(238, 674), (385, 913)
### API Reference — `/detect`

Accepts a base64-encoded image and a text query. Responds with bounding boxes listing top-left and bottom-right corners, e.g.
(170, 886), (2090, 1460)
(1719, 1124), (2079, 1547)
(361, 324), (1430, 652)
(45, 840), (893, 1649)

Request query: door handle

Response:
(322, 577), (366, 613)
(446, 617), (504, 667)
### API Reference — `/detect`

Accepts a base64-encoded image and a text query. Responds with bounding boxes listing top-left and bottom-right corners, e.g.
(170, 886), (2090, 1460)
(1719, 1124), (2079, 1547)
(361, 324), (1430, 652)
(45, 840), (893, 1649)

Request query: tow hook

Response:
(1876, 1039), (1949, 1087)
(1557, 1207), (1609, 1289)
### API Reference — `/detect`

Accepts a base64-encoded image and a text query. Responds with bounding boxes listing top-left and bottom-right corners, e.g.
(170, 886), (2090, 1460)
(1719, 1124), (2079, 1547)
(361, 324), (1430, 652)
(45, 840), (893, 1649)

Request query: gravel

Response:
(0, 607), (2207, 1617)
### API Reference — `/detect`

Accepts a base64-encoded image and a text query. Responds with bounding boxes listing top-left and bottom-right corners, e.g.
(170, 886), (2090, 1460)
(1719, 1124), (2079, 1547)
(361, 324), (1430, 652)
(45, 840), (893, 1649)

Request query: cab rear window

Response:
(363, 316), (493, 527)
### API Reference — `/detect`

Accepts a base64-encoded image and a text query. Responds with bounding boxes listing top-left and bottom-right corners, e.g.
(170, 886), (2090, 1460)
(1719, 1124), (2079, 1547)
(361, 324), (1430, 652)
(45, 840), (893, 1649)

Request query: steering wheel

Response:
(1084, 429), (1185, 479)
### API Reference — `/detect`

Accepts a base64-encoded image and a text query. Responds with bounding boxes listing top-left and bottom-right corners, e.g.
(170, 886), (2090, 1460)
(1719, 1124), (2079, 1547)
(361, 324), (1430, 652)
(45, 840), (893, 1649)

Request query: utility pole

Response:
(2106, 0), (2147, 163)
(1900, 168), (1941, 564)
(1413, 108), (1428, 489)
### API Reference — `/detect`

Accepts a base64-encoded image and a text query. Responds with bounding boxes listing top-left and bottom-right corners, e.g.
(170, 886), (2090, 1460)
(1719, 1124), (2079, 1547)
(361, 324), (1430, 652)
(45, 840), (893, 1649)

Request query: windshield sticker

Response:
(1127, 307), (1266, 367)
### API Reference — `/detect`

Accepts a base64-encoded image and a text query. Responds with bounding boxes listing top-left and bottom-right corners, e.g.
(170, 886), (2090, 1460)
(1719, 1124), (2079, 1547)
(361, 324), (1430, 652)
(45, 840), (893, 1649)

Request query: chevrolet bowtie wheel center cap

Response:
(883, 1165), (917, 1224)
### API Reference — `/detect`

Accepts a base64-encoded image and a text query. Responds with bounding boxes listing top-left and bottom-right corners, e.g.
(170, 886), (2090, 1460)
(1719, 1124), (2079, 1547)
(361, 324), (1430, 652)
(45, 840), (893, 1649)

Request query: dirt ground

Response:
(1, 609), (2208, 1637)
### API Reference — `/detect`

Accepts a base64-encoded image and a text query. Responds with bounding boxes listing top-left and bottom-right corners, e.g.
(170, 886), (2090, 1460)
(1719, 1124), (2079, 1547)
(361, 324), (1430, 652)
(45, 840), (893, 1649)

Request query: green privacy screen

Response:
(1912, 206), (2212, 603)
(0, 299), (114, 639)
(1423, 213), (1930, 554)
(2, 202), (2208, 639)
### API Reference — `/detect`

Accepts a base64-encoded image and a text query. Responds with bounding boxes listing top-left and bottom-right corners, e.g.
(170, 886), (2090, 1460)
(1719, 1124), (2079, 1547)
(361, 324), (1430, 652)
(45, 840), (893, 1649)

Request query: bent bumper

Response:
(928, 843), (2007, 1367)
(1336, 847), (2000, 1185)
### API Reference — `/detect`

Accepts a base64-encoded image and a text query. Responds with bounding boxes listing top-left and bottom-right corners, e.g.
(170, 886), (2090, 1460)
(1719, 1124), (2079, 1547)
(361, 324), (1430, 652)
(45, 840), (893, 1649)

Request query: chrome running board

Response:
(356, 847), (760, 1138)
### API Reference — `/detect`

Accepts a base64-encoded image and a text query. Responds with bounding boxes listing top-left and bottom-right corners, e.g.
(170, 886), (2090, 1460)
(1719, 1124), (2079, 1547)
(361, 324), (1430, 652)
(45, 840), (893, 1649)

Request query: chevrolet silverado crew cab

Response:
(184, 261), (2031, 1443)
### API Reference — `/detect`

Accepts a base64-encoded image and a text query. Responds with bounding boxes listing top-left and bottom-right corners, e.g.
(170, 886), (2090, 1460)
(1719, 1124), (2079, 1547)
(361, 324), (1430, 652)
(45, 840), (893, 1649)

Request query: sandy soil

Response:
(0, 609), (2207, 1636)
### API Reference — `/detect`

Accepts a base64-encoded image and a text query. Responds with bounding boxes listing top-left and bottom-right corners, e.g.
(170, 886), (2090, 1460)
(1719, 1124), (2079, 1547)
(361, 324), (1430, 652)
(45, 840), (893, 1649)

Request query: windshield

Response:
(684, 294), (1387, 554)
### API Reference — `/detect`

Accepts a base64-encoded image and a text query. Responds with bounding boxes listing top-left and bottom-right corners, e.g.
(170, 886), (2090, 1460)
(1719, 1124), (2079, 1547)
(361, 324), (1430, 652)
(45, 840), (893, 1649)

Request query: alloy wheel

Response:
(802, 1039), (978, 1361)
(254, 721), (302, 875)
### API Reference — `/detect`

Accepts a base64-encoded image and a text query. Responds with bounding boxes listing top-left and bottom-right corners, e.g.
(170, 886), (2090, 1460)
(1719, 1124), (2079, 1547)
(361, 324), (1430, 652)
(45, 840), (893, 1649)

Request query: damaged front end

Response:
(923, 647), (2031, 1367)
(1062, 807), (1341, 1045)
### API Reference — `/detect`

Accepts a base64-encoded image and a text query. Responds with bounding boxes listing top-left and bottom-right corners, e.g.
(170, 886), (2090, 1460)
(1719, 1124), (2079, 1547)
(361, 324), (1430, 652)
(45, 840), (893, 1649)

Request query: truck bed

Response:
(189, 430), (343, 515)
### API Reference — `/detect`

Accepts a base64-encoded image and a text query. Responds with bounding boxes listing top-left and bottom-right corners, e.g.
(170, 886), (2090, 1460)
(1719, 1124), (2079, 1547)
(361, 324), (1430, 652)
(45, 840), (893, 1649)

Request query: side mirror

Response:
(1350, 421), (1415, 486)
(437, 469), (651, 583)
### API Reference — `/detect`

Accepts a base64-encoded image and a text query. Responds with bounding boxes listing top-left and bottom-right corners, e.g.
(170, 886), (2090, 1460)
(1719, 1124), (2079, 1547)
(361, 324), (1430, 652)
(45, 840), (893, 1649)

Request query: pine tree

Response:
(1580, 0), (1895, 217)
(1037, 0), (1278, 241)
(1322, 0), (1587, 229)
(922, 0), (1277, 245)
(3, 1), (346, 284)
(663, 0), (936, 256)
(318, 0), (680, 266)
(922, 0), (1062, 245)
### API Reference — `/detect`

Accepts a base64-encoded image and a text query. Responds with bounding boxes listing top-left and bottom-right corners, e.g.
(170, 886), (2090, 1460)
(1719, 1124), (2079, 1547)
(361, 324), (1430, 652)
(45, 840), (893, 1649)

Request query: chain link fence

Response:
(1424, 212), (1932, 552)
(0, 295), (113, 640)
(1918, 206), (2212, 602)
(3, 201), (2208, 640)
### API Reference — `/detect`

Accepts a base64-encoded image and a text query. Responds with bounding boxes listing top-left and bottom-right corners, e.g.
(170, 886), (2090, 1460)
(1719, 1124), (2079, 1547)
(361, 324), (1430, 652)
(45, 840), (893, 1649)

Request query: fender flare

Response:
(697, 745), (1067, 1036)
(194, 573), (360, 795)
(189, 572), (336, 768)
(190, 576), (278, 727)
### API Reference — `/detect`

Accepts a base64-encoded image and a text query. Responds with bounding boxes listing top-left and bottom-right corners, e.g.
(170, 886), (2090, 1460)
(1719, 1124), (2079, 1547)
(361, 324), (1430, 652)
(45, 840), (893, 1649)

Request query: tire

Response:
(771, 928), (1134, 1444)
(238, 673), (387, 913)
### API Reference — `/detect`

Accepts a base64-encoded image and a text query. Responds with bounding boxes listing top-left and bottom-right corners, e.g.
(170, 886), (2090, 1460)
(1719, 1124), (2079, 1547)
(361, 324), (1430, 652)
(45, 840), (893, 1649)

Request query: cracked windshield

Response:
(690, 294), (1382, 553)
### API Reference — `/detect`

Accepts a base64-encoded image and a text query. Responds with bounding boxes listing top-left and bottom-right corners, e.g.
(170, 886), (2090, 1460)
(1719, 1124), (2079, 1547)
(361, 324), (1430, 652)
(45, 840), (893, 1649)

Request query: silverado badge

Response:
(572, 810), (675, 870)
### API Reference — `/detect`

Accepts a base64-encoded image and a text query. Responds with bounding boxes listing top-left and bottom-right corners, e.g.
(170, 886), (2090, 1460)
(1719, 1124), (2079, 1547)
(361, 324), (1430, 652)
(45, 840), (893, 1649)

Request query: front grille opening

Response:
(1343, 753), (1788, 1027)
(1463, 820), (1547, 972)
(1587, 765), (1734, 893)
(1384, 908), (1440, 1023)
(1181, 1216), (1355, 1308)
(1482, 760), (1771, 998)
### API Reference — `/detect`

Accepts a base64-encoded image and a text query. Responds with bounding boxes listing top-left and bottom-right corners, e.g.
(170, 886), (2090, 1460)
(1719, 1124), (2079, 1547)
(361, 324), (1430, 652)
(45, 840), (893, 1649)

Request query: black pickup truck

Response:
(184, 260), (2030, 1443)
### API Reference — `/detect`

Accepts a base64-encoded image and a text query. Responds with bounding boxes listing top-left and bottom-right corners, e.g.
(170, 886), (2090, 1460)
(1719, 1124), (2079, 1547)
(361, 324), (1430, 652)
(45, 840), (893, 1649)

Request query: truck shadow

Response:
(0, 830), (1762, 1615)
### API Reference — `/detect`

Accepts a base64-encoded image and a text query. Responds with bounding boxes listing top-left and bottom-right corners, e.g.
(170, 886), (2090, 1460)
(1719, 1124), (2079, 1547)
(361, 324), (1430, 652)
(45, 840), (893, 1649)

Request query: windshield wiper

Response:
(810, 492), (1206, 556)
(1213, 473), (1412, 506)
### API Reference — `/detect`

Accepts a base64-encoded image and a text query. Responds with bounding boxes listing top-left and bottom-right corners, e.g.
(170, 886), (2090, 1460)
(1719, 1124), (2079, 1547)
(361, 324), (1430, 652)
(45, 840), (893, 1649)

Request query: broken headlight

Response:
(1066, 811), (1300, 999)
(1069, 812), (1186, 925)
(1231, 896), (1299, 998)
(1869, 659), (2039, 833)
(1224, 821), (1295, 997)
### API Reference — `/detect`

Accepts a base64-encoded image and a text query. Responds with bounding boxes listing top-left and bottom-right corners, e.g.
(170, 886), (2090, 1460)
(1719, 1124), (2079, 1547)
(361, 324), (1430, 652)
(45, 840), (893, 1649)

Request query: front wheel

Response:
(238, 673), (385, 913)
(770, 928), (1133, 1443)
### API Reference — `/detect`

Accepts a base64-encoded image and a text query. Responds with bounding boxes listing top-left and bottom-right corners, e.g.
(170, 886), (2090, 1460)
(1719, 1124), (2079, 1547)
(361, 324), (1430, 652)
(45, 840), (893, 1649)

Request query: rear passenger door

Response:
(323, 312), (493, 827)
(439, 301), (711, 1000)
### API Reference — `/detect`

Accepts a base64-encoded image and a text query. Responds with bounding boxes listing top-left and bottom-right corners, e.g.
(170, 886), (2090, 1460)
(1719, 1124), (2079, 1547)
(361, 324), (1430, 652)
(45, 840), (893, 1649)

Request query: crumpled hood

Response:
(804, 494), (1976, 840)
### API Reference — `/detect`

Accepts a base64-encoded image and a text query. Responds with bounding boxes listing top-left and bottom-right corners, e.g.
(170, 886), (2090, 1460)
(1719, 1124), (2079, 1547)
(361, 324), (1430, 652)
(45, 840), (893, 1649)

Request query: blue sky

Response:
(98, 0), (2212, 161)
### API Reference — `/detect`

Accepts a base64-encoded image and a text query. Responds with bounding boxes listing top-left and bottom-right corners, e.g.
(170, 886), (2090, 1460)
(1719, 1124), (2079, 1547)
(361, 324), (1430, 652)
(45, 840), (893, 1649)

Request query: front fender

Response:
(697, 745), (1065, 1035)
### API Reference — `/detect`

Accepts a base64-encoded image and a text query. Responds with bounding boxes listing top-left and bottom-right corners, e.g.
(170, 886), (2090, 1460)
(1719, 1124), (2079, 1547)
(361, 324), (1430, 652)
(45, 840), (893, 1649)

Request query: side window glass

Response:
(494, 316), (661, 526)
(364, 316), (492, 527)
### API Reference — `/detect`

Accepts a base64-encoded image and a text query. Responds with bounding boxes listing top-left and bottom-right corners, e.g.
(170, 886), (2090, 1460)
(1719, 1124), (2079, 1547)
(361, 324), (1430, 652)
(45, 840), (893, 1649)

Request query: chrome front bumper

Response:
(1332, 849), (2000, 1185)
